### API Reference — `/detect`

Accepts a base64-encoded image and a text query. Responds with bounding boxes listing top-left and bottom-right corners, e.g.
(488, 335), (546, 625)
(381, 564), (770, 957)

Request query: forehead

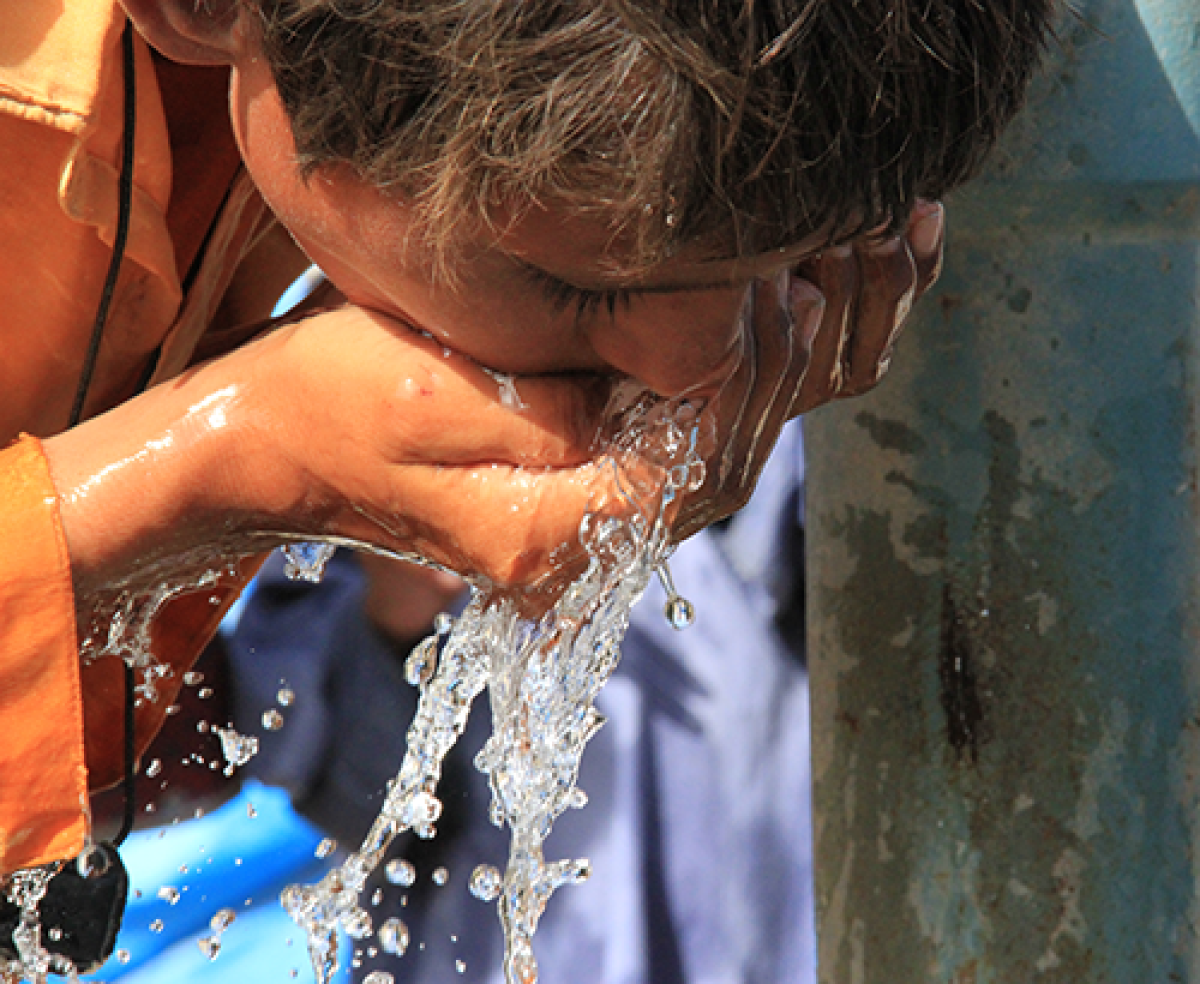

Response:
(484, 201), (829, 289)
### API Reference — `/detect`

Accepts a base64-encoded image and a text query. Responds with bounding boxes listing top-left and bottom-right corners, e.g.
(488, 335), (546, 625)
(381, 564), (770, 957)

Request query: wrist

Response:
(44, 365), (274, 599)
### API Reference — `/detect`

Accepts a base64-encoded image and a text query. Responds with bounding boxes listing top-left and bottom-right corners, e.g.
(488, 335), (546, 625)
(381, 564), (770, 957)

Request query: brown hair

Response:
(248, 0), (1057, 263)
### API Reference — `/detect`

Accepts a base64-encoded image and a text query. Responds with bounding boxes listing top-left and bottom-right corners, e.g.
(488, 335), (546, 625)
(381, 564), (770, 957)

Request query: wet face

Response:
(231, 53), (822, 398)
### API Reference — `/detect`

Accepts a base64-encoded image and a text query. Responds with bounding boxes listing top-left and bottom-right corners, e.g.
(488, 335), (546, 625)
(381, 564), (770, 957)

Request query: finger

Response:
(907, 200), (946, 296)
(674, 275), (821, 541)
(381, 458), (618, 592)
(443, 370), (612, 467)
(793, 247), (857, 414)
(313, 310), (613, 468)
(738, 272), (819, 488)
(841, 238), (917, 396)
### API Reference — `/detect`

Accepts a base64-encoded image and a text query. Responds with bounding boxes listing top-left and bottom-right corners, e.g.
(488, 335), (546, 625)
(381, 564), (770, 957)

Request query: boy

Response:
(0, 0), (1053, 874)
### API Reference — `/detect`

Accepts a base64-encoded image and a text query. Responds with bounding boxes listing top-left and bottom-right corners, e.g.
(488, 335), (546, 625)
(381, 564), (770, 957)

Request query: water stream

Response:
(282, 386), (706, 983)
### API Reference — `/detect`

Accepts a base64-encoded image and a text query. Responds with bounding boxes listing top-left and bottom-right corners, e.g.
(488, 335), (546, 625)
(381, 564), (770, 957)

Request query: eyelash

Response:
(526, 267), (636, 320)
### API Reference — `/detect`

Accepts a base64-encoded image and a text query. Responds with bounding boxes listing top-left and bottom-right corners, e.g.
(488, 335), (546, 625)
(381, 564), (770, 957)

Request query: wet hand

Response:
(668, 270), (824, 542)
(47, 304), (616, 602)
(792, 200), (945, 411)
(212, 305), (621, 589)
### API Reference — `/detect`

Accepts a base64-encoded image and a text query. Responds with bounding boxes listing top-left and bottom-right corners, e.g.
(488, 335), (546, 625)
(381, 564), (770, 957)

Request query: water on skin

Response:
(281, 388), (706, 984)
(481, 368), (529, 411)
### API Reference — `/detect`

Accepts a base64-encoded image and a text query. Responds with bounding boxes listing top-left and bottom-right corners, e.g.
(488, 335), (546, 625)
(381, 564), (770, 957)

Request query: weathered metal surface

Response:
(805, 0), (1200, 980)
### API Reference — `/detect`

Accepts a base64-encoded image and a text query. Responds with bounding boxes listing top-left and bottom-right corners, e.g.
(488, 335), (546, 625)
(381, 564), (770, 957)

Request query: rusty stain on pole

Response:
(805, 0), (1200, 980)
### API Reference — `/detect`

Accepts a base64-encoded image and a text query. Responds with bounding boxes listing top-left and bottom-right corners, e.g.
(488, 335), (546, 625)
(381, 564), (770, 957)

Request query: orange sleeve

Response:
(0, 435), (87, 872)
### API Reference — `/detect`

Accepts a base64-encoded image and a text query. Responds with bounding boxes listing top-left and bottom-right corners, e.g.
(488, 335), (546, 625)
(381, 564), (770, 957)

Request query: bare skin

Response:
(41, 0), (943, 788)
(45, 26), (944, 595)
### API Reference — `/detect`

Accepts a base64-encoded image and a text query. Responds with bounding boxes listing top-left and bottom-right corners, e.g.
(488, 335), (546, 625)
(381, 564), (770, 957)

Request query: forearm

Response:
(43, 369), (264, 604)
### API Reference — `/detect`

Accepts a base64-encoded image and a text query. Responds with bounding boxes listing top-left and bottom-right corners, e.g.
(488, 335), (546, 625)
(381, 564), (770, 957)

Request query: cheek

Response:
(590, 289), (750, 398)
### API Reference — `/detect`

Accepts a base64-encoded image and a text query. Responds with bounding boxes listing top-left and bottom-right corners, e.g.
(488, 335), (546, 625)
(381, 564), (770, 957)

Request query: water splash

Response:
(2, 867), (75, 983)
(78, 565), (236, 701)
(282, 388), (706, 984)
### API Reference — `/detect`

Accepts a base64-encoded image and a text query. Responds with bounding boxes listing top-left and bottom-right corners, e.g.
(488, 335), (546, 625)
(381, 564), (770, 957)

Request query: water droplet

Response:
(184, 671), (204, 686)
(277, 687), (295, 707)
(198, 935), (220, 961)
(434, 612), (453, 635)
(197, 687), (214, 699)
(246, 802), (258, 819)
(404, 635), (439, 688)
(432, 866), (449, 886)
(371, 888), (384, 906)
(385, 859), (416, 887)
(456, 959), (467, 974)
(144, 758), (162, 778)
(47, 927), (62, 941)
(569, 788), (588, 809)
(315, 838), (337, 859)
(158, 885), (180, 905)
(117, 949), (131, 964)
(468, 864), (501, 902)
(281, 542), (337, 582)
(196, 720), (210, 733)
(664, 594), (695, 630)
(262, 708), (285, 731)
(655, 561), (696, 630)
(150, 919), (164, 933)
(364, 973), (394, 984)
(210, 908), (237, 933)
(214, 725), (259, 769)
(377, 918), (409, 956)
(406, 791), (442, 830)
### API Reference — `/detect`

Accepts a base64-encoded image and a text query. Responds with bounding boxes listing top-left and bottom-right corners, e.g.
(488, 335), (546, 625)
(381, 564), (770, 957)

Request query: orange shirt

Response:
(0, 0), (296, 871)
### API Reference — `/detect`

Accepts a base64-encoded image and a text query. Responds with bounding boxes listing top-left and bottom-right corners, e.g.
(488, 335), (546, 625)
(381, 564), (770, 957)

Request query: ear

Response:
(120, 0), (249, 66)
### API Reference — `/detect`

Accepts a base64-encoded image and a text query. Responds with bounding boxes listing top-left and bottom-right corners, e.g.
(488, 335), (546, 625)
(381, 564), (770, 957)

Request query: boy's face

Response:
(231, 53), (822, 399)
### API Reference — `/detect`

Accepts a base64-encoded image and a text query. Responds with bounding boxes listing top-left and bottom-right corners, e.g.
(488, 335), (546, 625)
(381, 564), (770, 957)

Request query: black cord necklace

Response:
(0, 20), (140, 973)
(69, 16), (141, 855)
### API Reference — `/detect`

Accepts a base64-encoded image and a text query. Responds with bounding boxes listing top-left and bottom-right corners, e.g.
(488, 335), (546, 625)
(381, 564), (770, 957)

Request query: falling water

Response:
(282, 386), (706, 983)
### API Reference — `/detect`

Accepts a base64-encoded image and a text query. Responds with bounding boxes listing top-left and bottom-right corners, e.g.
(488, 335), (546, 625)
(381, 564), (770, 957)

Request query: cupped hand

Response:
(207, 305), (626, 589)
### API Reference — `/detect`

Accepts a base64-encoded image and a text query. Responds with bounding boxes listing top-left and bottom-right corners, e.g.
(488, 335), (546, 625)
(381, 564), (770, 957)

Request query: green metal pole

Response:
(805, 1), (1200, 980)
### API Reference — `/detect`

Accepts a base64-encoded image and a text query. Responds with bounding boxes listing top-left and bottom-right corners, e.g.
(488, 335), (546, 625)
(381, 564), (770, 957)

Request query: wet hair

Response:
(247, 0), (1058, 262)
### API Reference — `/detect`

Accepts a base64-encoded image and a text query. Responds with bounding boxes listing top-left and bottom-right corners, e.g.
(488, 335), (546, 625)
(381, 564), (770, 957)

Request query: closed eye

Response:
(519, 263), (637, 322)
